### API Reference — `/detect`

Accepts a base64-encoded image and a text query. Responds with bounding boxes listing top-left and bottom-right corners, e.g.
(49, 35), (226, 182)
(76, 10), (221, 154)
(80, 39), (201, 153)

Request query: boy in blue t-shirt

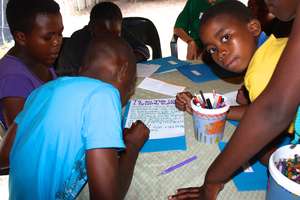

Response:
(0, 36), (149, 199)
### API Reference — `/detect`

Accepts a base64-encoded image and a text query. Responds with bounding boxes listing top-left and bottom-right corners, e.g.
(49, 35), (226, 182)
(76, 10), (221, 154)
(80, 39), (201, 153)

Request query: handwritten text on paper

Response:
(125, 98), (185, 139)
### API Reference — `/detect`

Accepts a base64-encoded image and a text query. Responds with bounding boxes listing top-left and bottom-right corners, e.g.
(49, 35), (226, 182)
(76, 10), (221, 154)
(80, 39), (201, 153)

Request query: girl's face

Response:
(24, 13), (63, 66)
(265, 0), (299, 21)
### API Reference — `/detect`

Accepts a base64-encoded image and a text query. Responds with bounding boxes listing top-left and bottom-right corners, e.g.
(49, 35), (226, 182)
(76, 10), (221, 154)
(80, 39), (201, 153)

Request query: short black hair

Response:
(200, 0), (254, 32)
(90, 2), (122, 23)
(6, 0), (60, 35)
(83, 35), (134, 69)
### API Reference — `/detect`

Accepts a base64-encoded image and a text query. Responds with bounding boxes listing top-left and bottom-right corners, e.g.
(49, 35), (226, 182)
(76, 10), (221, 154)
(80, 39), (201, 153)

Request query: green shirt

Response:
(174, 0), (224, 48)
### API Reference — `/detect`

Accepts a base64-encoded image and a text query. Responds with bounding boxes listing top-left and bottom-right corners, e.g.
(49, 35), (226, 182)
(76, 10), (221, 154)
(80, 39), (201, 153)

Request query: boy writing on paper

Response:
(175, 0), (290, 164)
(0, 36), (149, 199)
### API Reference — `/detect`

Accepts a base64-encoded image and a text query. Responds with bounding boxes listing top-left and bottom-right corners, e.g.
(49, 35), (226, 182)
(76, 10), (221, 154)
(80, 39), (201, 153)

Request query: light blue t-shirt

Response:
(9, 77), (125, 200)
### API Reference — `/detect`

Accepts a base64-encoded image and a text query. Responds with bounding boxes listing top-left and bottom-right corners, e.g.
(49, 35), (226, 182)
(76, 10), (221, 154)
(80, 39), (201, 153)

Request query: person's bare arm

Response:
(236, 85), (250, 105)
(1, 97), (25, 127)
(170, 4), (300, 200)
(119, 121), (149, 199)
(86, 149), (120, 200)
(173, 28), (199, 60)
(227, 105), (248, 120)
(0, 123), (17, 169)
(86, 121), (149, 200)
(0, 97), (26, 169)
(174, 28), (193, 44)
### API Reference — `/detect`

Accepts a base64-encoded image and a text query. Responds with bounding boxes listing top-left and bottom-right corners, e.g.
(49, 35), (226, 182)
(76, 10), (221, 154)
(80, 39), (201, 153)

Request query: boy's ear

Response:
(13, 31), (27, 46)
(116, 62), (129, 83)
(247, 19), (261, 37)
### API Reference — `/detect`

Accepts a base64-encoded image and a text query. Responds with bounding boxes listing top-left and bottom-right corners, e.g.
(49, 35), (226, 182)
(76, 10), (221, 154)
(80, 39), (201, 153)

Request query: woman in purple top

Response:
(0, 0), (63, 129)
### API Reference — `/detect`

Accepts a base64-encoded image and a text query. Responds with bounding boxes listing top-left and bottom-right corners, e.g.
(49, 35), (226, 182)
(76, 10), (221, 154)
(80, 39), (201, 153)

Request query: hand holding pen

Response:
(175, 92), (193, 114)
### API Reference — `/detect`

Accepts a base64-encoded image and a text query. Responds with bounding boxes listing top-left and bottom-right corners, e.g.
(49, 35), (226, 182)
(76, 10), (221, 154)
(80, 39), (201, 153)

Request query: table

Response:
(77, 70), (266, 200)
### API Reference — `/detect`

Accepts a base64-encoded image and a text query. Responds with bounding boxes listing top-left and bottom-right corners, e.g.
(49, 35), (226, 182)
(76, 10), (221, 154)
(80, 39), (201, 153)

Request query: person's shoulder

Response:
(256, 34), (287, 55)
(67, 77), (120, 107)
(63, 26), (91, 55)
(70, 26), (91, 43)
(0, 55), (28, 76)
(62, 76), (118, 94)
(0, 55), (23, 67)
(90, 78), (118, 94)
(86, 78), (120, 99)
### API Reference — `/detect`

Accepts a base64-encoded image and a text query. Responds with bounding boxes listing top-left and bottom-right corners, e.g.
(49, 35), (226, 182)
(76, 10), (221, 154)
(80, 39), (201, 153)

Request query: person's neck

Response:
(8, 46), (52, 82)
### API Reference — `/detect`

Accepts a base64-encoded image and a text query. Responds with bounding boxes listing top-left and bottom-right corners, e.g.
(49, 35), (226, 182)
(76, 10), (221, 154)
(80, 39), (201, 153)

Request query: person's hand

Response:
(207, 0), (217, 5)
(175, 92), (193, 114)
(123, 120), (149, 151)
(236, 85), (250, 105)
(168, 182), (223, 200)
(186, 40), (199, 60)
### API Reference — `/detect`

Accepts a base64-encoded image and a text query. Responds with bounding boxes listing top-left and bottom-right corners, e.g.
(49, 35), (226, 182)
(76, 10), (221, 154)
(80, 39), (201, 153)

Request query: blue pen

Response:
(159, 155), (197, 175)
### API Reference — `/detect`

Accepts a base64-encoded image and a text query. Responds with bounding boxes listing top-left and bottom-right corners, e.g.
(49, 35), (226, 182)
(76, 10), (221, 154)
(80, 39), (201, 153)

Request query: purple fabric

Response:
(0, 55), (57, 128)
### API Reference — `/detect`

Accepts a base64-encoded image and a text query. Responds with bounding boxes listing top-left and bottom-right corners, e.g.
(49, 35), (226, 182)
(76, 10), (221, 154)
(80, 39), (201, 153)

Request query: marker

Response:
(199, 90), (206, 107)
(206, 98), (213, 109)
(216, 96), (223, 108)
(213, 95), (219, 108)
(193, 97), (201, 107)
(159, 155), (197, 175)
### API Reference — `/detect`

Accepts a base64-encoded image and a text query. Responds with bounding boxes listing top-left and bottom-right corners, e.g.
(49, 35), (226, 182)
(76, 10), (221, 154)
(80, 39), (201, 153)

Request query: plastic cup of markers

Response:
(266, 145), (300, 200)
(191, 93), (229, 144)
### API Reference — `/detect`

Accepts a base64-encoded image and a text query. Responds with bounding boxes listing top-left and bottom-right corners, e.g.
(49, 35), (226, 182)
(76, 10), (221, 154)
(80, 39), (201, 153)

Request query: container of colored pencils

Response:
(267, 145), (300, 200)
(191, 92), (229, 144)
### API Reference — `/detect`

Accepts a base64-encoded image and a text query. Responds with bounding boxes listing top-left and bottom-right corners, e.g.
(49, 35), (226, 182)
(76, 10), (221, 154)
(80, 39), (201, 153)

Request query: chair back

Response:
(123, 17), (162, 59)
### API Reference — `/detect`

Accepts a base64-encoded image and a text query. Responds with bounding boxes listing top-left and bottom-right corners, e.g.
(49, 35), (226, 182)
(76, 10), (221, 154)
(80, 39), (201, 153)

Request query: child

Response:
(56, 1), (150, 76)
(176, 0), (289, 165)
(0, 0), (62, 129)
(0, 35), (149, 199)
(177, 1), (293, 137)
(173, 0), (288, 191)
(177, 0), (291, 163)
(176, 0), (271, 121)
(170, 0), (298, 199)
